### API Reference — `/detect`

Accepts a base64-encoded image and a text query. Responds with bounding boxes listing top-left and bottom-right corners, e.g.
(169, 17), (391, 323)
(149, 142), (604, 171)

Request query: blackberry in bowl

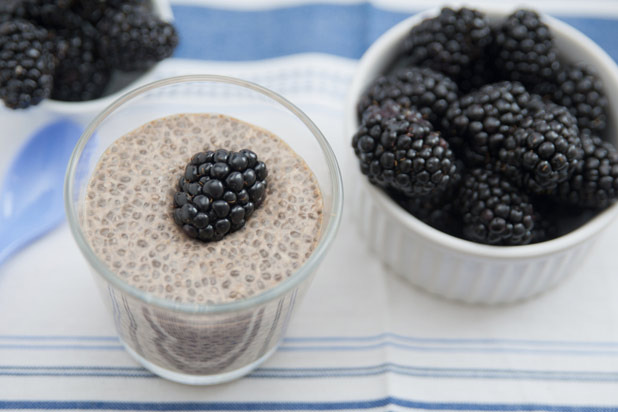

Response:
(0, 0), (177, 118)
(346, 6), (618, 304)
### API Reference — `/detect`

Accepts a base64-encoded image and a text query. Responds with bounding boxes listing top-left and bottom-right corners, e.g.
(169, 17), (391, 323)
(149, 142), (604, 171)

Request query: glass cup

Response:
(64, 75), (343, 384)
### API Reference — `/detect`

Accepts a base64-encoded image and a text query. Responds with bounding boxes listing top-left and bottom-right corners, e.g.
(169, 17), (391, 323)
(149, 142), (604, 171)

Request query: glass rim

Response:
(64, 74), (344, 314)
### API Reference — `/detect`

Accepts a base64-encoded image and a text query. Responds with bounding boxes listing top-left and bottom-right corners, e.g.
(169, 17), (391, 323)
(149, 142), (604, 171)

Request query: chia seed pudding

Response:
(82, 113), (324, 305)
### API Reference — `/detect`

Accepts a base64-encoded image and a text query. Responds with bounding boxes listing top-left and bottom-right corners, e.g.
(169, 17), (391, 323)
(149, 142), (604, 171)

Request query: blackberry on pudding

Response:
(173, 149), (268, 242)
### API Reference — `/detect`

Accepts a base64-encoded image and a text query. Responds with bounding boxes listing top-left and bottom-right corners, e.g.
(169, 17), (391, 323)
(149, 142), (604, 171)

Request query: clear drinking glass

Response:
(64, 75), (343, 384)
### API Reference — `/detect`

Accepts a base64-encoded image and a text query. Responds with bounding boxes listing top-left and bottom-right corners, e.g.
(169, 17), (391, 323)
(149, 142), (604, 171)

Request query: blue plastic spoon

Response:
(0, 119), (83, 267)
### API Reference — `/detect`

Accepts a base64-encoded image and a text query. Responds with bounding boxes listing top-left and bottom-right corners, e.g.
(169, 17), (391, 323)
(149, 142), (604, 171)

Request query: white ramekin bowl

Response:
(345, 6), (618, 304)
(38, 0), (174, 123)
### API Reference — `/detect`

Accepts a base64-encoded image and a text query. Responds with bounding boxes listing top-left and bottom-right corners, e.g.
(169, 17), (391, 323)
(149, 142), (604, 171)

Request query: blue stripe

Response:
(0, 372), (155, 378)
(560, 17), (618, 64)
(4, 340), (618, 356)
(283, 333), (618, 348)
(4, 334), (618, 348)
(3, 364), (618, 383)
(0, 366), (145, 371)
(278, 342), (618, 356)
(172, 3), (404, 61)
(0, 365), (156, 378)
(1, 399), (618, 411)
(0, 344), (123, 350)
(0, 336), (119, 341)
(5, 341), (618, 356)
(170, 3), (618, 63)
(252, 364), (618, 382)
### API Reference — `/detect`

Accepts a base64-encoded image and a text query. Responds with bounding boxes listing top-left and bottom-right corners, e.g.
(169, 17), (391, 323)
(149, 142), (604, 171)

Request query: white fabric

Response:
(1, 53), (618, 410)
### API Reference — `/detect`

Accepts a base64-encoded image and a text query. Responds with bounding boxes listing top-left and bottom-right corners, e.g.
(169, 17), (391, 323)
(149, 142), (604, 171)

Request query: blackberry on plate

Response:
(457, 166), (536, 245)
(401, 7), (492, 90)
(497, 102), (584, 194)
(352, 101), (460, 197)
(173, 149), (268, 242)
(442, 81), (535, 162)
(552, 134), (618, 209)
(493, 9), (561, 90)
(51, 29), (110, 101)
(543, 64), (608, 136)
(0, 19), (55, 109)
(357, 66), (459, 127)
(96, 3), (178, 71)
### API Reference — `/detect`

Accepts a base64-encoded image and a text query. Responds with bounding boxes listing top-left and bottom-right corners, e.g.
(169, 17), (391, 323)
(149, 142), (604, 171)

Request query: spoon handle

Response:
(0, 119), (83, 269)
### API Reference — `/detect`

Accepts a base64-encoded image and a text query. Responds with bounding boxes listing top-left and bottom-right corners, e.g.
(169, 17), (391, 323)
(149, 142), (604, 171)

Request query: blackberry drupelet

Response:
(401, 7), (493, 90)
(546, 64), (608, 136)
(553, 134), (618, 209)
(352, 102), (460, 197)
(497, 102), (584, 194)
(51, 29), (110, 101)
(96, 4), (178, 71)
(357, 66), (459, 127)
(457, 167), (535, 245)
(442, 81), (535, 162)
(493, 9), (561, 90)
(0, 19), (55, 109)
(173, 149), (268, 242)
